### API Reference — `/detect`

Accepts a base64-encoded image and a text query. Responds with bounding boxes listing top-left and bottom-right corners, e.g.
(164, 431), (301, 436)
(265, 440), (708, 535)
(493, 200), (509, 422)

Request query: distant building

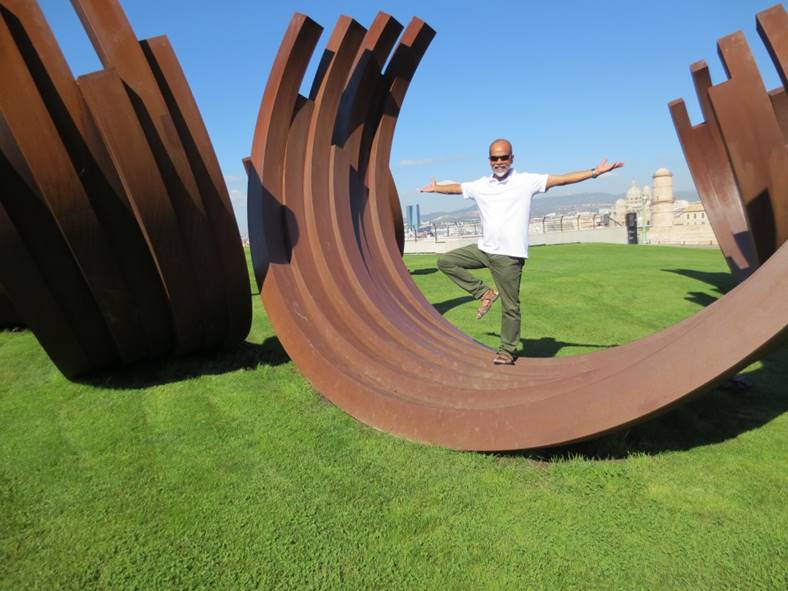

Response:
(612, 168), (717, 246)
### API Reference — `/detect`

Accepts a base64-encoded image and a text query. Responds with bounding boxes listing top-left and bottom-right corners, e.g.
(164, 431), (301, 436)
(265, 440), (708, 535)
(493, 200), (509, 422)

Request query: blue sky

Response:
(40, 0), (782, 231)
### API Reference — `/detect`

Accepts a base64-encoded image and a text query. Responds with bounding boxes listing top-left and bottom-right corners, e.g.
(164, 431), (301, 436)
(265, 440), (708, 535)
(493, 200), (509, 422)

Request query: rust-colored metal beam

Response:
(0, 0), (250, 376)
(0, 282), (20, 327)
(1, 0), (172, 359)
(247, 10), (787, 451)
(711, 30), (788, 259)
(671, 4), (788, 280)
(669, 63), (759, 283)
(71, 0), (229, 349)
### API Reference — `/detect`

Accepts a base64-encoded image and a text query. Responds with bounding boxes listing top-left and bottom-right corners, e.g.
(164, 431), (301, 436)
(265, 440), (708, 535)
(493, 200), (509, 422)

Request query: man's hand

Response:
(594, 159), (624, 176)
(420, 179), (438, 193)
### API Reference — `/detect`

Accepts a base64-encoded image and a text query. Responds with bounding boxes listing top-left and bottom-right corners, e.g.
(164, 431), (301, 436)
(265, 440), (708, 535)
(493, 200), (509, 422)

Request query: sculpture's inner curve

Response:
(246, 10), (788, 451)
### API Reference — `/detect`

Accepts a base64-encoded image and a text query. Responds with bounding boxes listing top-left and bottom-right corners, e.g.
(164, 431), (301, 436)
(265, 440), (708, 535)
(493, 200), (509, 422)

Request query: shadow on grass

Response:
(663, 268), (734, 298)
(684, 291), (719, 308)
(432, 295), (474, 315)
(480, 333), (613, 358)
(496, 345), (788, 461)
(79, 336), (289, 389)
(521, 336), (613, 358)
(409, 267), (438, 276)
(492, 272), (788, 460)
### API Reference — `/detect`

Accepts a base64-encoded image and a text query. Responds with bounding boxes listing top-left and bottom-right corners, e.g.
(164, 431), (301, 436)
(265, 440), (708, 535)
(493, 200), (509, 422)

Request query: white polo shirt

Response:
(461, 169), (549, 258)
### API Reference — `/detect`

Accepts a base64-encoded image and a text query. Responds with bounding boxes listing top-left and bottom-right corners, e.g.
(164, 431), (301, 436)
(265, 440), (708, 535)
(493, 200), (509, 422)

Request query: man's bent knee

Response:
(437, 254), (452, 272)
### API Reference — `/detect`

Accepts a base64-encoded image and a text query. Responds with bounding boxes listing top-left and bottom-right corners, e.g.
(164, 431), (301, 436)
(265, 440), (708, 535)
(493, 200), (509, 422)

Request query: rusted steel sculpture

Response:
(0, 283), (20, 327)
(0, 0), (251, 377)
(670, 4), (788, 282)
(247, 10), (787, 451)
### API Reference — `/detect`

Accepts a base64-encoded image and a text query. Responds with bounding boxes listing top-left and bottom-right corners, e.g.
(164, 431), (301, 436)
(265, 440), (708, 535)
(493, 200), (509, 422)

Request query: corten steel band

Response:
(1, 0), (171, 360)
(1, 7), (145, 366)
(72, 0), (229, 350)
(247, 11), (788, 451)
(758, 6), (788, 142)
(672, 4), (788, 281)
(249, 14), (515, 393)
(669, 63), (759, 283)
(0, 0), (251, 377)
(0, 282), (21, 327)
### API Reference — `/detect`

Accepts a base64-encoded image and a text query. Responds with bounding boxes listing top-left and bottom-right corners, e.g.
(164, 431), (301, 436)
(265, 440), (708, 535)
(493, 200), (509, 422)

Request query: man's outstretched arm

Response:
(546, 158), (623, 190)
(420, 179), (463, 194)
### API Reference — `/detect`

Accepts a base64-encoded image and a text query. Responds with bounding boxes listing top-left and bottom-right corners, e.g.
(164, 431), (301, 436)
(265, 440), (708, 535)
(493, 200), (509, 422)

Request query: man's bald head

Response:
(489, 139), (513, 156)
(488, 138), (514, 178)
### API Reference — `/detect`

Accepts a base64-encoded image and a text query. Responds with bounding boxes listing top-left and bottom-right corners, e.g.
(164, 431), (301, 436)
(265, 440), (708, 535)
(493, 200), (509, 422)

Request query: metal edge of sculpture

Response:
(0, 0), (252, 377)
(670, 5), (788, 282)
(246, 7), (788, 451)
(0, 2), (784, 450)
(0, 282), (20, 327)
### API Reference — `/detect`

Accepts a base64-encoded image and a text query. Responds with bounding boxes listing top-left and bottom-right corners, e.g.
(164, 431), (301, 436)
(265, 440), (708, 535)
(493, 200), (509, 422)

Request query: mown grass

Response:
(1, 243), (786, 590)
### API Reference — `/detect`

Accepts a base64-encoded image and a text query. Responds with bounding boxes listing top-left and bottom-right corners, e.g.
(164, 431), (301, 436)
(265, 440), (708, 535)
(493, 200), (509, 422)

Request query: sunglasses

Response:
(489, 154), (512, 162)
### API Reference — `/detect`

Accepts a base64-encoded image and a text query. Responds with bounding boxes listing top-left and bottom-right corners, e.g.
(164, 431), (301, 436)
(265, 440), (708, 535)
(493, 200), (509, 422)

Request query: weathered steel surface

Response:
(247, 11), (788, 451)
(671, 4), (788, 280)
(669, 63), (759, 283)
(0, 0), (250, 377)
(0, 282), (20, 327)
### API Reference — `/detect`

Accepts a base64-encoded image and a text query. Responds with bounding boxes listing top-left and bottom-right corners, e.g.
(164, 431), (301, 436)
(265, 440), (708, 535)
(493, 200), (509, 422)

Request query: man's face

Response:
(489, 141), (513, 178)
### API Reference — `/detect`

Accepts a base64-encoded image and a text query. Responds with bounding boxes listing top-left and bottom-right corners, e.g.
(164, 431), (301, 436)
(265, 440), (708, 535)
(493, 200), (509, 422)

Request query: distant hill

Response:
(420, 190), (699, 223)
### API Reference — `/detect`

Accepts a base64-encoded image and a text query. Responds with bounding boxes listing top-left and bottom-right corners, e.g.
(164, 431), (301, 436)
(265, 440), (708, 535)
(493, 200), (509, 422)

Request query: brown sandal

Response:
(476, 288), (499, 320)
(493, 351), (515, 365)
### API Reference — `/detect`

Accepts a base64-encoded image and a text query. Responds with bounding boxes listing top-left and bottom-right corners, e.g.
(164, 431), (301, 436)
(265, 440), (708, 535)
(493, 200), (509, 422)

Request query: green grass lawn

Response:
(1, 243), (786, 590)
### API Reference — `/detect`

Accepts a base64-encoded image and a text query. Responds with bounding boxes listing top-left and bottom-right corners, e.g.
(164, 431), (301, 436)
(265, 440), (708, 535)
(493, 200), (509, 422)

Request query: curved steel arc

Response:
(321, 16), (502, 373)
(252, 17), (496, 388)
(72, 0), (230, 349)
(0, 283), (18, 327)
(77, 68), (204, 353)
(669, 63), (759, 283)
(671, 4), (788, 281)
(1, 0), (251, 376)
(251, 11), (788, 450)
(0, 12), (138, 365)
(251, 16), (525, 392)
(710, 30), (788, 259)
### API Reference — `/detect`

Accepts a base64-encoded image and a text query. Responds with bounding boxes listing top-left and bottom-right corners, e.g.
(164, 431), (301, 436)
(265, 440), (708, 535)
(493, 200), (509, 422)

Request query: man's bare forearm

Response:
(546, 159), (623, 190)
(433, 182), (462, 194)
(546, 168), (597, 189)
(420, 180), (463, 194)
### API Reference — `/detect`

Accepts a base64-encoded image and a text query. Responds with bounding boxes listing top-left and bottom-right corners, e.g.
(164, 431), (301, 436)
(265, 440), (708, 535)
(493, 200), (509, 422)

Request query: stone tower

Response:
(650, 168), (674, 227)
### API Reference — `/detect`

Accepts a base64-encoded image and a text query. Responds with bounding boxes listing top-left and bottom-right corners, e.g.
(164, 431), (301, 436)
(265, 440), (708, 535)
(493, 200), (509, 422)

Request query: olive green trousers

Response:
(436, 244), (525, 355)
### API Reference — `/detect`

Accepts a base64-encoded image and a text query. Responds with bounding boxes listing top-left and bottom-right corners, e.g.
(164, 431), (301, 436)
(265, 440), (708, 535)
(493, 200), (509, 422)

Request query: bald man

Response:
(421, 139), (623, 365)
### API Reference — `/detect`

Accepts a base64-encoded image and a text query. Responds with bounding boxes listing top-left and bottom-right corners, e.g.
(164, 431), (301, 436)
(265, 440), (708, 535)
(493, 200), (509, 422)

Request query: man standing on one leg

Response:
(421, 139), (622, 365)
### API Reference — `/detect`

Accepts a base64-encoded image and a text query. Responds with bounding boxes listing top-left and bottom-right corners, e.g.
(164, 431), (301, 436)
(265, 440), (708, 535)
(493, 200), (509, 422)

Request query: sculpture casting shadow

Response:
(664, 268), (736, 308)
(495, 278), (788, 459)
(663, 268), (735, 293)
(79, 336), (290, 390)
(409, 267), (438, 276)
(503, 344), (788, 461)
(518, 336), (613, 358)
(482, 332), (614, 358)
(432, 295), (474, 315)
